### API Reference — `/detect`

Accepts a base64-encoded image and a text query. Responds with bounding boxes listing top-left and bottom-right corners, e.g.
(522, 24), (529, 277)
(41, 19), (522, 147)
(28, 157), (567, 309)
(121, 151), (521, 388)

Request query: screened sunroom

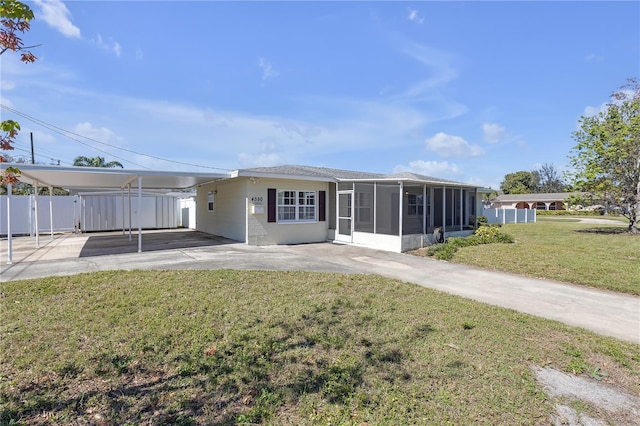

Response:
(329, 175), (481, 252)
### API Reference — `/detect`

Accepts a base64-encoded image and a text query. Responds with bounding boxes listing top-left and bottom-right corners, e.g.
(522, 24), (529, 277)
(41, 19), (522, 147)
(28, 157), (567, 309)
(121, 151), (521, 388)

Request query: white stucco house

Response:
(2, 163), (484, 255)
(196, 165), (484, 252)
(491, 192), (577, 211)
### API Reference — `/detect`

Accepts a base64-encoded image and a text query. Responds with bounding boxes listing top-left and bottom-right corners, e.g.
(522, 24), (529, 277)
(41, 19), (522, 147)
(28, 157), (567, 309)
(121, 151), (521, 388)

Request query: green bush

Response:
(468, 216), (488, 227)
(425, 226), (514, 260)
(426, 243), (458, 260)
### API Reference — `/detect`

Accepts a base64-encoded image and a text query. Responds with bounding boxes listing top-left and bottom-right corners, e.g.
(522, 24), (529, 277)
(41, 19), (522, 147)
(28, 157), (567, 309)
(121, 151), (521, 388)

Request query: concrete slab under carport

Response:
(0, 230), (638, 345)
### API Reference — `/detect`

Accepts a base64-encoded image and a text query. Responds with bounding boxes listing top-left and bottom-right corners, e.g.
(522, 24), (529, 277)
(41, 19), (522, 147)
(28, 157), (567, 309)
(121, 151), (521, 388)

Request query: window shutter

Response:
(268, 188), (276, 222)
(318, 190), (326, 222)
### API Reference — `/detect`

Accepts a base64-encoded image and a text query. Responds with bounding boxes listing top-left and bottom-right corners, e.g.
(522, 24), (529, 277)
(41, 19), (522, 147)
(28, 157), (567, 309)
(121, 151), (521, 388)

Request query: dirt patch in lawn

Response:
(532, 366), (640, 425)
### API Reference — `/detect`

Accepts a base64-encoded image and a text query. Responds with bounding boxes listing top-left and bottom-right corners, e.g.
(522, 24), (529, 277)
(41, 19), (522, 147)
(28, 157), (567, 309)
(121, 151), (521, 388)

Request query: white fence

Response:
(483, 208), (536, 224)
(1, 194), (196, 235)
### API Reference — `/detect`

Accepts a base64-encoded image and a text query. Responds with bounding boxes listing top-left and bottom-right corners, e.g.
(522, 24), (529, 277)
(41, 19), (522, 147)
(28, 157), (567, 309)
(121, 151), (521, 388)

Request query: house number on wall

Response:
(251, 197), (264, 204)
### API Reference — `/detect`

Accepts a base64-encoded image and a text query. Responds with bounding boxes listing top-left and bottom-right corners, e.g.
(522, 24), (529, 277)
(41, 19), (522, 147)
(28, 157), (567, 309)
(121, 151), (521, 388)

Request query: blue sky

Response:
(1, 1), (638, 189)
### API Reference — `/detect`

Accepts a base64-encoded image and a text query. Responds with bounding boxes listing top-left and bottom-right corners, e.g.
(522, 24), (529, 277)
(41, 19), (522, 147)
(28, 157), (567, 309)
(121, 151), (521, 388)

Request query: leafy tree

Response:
(499, 170), (540, 194)
(538, 163), (566, 193)
(1, 0), (38, 184)
(568, 78), (640, 234)
(73, 156), (124, 168)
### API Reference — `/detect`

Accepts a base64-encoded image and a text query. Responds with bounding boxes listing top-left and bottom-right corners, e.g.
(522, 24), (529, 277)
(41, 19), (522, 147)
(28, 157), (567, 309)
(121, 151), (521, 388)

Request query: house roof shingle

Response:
(237, 165), (479, 187)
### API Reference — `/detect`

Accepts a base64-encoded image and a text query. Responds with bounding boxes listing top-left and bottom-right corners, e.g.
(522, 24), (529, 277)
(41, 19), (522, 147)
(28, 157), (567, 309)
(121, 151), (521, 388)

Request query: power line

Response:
(1, 106), (151, 169)
(1, 104), (233, 172)
(9, 140), (66, 164)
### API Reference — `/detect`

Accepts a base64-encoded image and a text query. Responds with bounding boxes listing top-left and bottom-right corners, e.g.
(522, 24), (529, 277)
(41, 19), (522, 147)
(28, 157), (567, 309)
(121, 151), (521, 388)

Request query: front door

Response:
(336, 190), (353, 242)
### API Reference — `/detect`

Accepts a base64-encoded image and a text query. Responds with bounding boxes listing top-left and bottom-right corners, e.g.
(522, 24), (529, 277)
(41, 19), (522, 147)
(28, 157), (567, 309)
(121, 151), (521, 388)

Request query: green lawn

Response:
(2, 270), (639, 425)
(451, 219), (640, 295)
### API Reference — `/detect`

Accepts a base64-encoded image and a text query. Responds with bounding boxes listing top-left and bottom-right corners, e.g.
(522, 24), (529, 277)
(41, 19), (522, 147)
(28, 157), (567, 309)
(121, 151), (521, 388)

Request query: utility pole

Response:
(30, 132), (35, 164)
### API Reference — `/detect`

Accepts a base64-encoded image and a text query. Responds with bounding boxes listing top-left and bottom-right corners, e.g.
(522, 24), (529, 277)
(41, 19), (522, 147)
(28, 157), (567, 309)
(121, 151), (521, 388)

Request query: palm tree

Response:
(73, 156), (123, 168)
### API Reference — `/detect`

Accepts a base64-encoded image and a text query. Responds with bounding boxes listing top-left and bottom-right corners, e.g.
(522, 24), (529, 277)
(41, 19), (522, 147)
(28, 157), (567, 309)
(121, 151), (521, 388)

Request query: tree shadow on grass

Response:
(1, 308), (425, 425)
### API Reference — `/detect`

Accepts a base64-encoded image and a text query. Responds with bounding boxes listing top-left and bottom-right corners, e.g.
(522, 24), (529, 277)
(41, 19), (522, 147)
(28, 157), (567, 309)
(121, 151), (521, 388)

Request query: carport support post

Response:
(128, 184), (132, 241)
(49, 186), (54, 240)
(121, 188), (125, 235)
(6, 183), (12, 265)
(398, 182), (403, 239)
(34, 183), (40, 248)
(137, 176), (142, 253)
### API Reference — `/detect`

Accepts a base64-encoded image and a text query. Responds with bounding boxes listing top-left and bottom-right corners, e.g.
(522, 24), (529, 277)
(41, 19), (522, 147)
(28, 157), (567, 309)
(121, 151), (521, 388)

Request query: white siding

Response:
(196, 179), (247, 242)
(196, 177), (330, 246)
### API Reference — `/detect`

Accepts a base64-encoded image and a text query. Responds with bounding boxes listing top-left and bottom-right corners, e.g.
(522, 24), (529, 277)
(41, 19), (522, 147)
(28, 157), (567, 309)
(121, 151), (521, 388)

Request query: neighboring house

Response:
(196, 165), (484, 252)
(491, 192), (578, 211)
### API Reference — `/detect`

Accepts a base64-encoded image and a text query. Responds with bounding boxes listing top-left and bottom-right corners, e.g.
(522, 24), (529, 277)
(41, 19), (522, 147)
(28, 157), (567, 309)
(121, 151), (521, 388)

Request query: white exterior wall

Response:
(353, 232), (401, 252)
(248, 178), (329, 246)
(197, 179), (247, 242)
(196, 177), (330, 246)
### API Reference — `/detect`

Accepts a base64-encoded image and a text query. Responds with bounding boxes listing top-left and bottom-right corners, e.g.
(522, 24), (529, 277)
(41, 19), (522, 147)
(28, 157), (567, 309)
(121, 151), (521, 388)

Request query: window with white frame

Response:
(407, 193), (424, 216)
(277, 190), (316, 222)
(207, 191), (214, 211)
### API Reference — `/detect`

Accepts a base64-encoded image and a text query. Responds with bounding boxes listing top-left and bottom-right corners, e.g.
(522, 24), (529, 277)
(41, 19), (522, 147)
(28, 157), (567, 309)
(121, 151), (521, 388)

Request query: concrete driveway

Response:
(1, 229), (638, 344)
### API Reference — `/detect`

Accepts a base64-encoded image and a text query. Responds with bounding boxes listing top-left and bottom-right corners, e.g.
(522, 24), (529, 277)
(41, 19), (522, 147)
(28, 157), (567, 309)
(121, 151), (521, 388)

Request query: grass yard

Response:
(2, 270), (639, 425)
(449, 219), (640, 295)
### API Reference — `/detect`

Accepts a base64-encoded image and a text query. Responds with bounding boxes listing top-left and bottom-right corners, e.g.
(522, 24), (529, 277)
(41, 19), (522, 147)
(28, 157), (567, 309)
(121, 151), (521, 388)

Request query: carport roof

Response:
(2, 163), (230, 190)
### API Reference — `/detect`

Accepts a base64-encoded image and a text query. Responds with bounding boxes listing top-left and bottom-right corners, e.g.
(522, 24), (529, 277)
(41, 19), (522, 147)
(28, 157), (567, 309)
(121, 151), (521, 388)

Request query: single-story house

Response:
(2, 163), (484, 256)
(491, 192), (578, 211)
(196, 165), (484, 252)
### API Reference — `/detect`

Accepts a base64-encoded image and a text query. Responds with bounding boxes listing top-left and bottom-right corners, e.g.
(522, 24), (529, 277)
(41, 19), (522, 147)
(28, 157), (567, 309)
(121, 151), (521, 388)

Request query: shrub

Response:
(468, 216), (488, 227)
(425, 225), (514, 260)
(426, 243), (458, 260)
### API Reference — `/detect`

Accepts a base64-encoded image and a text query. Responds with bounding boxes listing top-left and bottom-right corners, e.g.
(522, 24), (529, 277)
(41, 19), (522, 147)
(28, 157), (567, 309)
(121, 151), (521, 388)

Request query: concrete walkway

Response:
(1, 230), (638, 344)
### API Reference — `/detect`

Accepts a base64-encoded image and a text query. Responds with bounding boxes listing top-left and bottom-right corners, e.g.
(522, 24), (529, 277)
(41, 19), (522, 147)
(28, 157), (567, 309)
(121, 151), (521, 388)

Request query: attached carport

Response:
(1, 163), (229, 264)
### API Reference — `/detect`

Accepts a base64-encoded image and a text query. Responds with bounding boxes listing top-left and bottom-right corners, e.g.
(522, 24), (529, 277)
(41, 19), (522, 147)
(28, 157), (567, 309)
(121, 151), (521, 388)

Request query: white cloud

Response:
(407, 9), (424, 24)
(34, 0), (80, 39)
(583, 103), (607, 117)
(393, 42), (458, 99)
(394, 160), (462, 177)
(258, 57), (279, 83)
(425, 132), (484, 158)
(93, 34), (122, 57)
(482, 122), (505, 144)
(1, 80), (16, 90)
(73, 122), (125, 146)
(584, 53), (604, 62)
(135, 48), (144, 61)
